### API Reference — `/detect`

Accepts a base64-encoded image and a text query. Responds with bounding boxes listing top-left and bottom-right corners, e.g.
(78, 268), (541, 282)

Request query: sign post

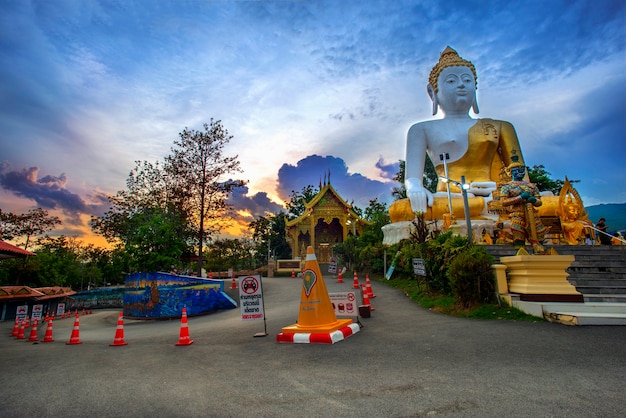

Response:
(328, 256), (337, 274)
(412, 258), (427, 276)
(238, 275), (268, 337)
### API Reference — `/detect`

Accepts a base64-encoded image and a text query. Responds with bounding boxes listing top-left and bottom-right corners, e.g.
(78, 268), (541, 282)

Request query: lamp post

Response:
(460, 176), (473, 245)
(438, 175), (473, 245)
(439, 153), (453, 218)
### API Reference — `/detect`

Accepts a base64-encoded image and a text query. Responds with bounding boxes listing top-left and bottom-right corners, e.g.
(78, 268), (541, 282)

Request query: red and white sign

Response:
(56, 303), (66, 316)
(16, 305), (28, 320)
(31, 304), (43, 321)
(239, 275), (264, 321)
(328, 291), (358, 317)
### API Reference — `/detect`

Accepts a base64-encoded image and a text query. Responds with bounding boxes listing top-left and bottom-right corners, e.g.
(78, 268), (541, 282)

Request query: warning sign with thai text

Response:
(239, 275), (265, 321)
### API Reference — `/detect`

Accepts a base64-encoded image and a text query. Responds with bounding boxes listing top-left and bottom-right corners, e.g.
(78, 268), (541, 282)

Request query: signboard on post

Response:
(239, 275), (268, 337)
(328, 256), (337, 274)
(239, 275), (264, 320)
(16, 305), (28, 320)
(32, 304), (43, 321)
(412, 258), (427, 276)
(328, 291), (359, 317)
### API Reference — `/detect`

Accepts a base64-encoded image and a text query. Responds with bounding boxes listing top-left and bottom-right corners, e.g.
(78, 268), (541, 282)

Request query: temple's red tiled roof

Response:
(0, 286), (75, 300)
(0, 286), (44, 299)
(0, 240), (35, 259)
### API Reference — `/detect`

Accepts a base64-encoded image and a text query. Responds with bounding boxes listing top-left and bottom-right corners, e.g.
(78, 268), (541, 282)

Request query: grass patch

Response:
(372, 274), (542, 322)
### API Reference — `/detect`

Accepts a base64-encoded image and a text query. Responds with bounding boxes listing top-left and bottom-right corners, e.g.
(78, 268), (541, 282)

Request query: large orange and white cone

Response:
(361, 284), (375, 311)
(365, 274), (376, 298)
(42, 318), (55, 343)
(27, 319), (39, 342)
(66, 314), (83, 345)
(109, 312), (128, 346)
(175, 307), (194, 346)
(277, 246), (359, 344)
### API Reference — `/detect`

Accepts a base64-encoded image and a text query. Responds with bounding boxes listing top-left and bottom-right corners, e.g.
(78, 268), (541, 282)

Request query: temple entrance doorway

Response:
(315, 218), (343, 263)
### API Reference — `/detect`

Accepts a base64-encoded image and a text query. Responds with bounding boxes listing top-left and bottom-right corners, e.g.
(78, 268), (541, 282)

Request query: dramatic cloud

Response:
(227, 185), (285, 222)
(277, 155), (396, 209)
(0, 165), (109, 217)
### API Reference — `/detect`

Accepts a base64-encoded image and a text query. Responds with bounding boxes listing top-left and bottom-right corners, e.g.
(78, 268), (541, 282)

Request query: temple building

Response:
(285, 178), (369, 263)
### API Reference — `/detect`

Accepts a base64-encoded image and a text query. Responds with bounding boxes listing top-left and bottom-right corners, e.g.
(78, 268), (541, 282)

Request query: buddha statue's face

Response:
(436, 66), (476, 114)
(567, 205), (579, 219)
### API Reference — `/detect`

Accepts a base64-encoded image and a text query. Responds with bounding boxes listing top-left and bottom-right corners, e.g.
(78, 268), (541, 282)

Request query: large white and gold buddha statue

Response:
(389, 46), (526, 223)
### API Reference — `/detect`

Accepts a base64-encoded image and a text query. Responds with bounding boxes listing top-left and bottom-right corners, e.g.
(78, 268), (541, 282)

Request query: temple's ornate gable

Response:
(285, 181), (369, 262)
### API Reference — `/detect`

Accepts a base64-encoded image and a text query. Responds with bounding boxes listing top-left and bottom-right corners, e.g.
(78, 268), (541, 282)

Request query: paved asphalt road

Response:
(1, 275), (625, 417)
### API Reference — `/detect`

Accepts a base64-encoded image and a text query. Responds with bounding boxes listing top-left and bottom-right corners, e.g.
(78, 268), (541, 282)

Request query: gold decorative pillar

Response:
(500, 254), (583, 302)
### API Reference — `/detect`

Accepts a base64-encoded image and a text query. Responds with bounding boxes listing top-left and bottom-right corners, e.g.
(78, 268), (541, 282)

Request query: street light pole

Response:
(460, 175), (473, 244)
(440, 153), (453, 218)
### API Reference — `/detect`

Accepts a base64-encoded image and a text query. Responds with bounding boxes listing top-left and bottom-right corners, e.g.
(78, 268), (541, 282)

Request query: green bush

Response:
(419, 231), (468, 295)
(447, 245), (496, 307)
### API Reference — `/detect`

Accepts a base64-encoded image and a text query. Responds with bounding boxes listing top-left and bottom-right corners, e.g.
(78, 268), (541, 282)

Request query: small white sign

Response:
(239, 275), (264, 321)
(413, 258), (427, 276)
(32, 304), (43, 321)
(16, 305), (28, 320)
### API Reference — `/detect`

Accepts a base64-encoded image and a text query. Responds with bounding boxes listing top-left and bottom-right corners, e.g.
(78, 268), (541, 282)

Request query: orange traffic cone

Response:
(230, 276), (237, 289)
(27, 319), (39, 342)
(361, 284), (375, 311)
(337, 269), (343, 283)
(10, 317), (20, 337)
(291, 268), (295, 279)
(365, 274), (376, 298)
(42, 318), (55, 343)
(352, 270), (359, 289)
(277, 246), (359, 344)
(175, 307), (193, 346)
(15, 320), (26, 340)
(24, 316), (30, 329)
(66, 314), (83, 345)
(109, 312), (128, 346)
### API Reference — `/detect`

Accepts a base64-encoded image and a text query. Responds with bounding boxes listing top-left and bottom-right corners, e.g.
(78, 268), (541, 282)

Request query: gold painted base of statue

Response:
(389, 196), (486, 223)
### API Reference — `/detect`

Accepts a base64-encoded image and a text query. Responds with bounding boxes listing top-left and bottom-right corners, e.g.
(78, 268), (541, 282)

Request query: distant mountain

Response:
(585, 203), (626, 233)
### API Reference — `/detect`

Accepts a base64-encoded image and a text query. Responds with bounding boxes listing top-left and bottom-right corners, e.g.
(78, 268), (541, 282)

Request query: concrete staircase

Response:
(484, 245), (626, 325)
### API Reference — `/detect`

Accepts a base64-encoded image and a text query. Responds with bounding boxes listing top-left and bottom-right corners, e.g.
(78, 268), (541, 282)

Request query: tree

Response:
(284, 185), (318, 219)
(90, 160), (192, 272)
(249, 212), (291, 264)
(91, 120), (246, 276)
(528, 165), (566, 196)
(0, 208), (61, 250)
(392, 157), (437, 201)
(166, 120), (246, 276)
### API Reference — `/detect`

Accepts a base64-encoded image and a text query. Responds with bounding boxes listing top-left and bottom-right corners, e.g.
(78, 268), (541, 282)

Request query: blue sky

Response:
(1, 0), (624, 244)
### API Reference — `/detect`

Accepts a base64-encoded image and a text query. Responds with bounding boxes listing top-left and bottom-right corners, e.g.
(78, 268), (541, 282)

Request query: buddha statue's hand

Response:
(406, 178), (433, 213)
(467, 181), (496, 197)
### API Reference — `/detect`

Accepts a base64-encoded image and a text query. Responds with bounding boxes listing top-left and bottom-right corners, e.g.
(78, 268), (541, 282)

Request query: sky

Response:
(1, 0), (624, 246)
